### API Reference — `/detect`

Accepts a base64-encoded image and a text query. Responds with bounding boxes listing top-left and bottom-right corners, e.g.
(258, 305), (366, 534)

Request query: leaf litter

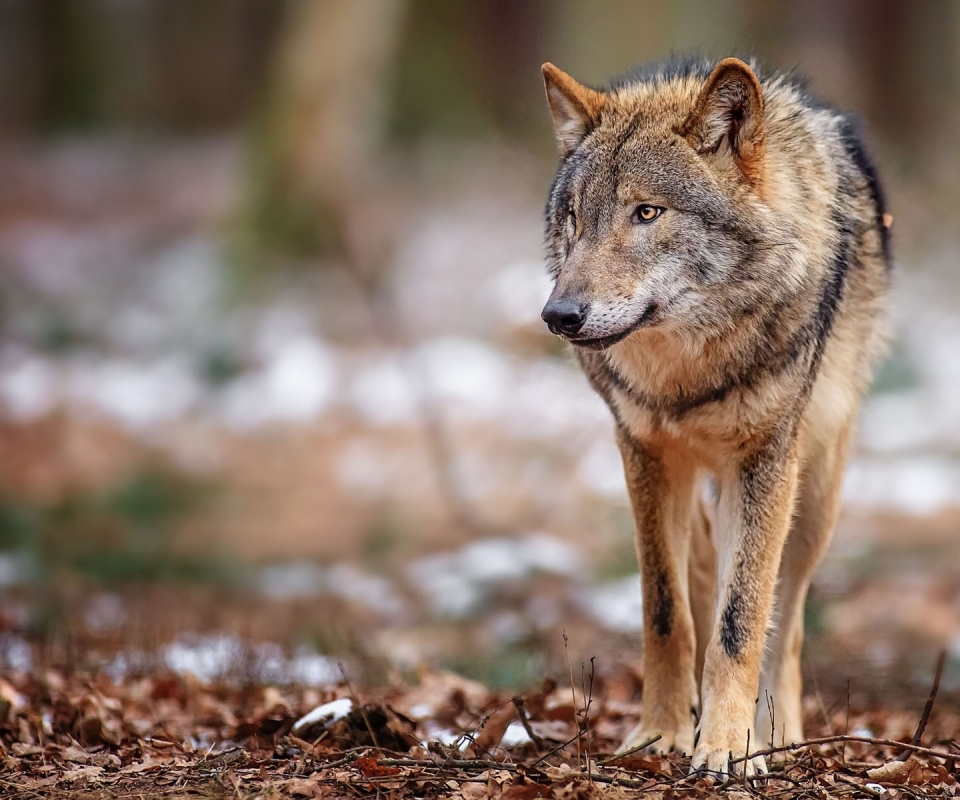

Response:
(0, 660), (958, 799)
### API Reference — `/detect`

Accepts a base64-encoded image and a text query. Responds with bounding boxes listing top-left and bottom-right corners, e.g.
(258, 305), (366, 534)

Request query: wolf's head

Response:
(541, 58), (774, 351)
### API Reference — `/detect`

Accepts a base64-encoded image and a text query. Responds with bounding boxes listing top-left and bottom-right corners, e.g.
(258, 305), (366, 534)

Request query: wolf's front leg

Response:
(617, 431), (699, 756)
(691, 437), (799, 779)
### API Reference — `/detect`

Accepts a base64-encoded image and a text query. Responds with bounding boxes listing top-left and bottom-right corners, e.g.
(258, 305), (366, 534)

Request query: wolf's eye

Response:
(632, 205), (664, 224)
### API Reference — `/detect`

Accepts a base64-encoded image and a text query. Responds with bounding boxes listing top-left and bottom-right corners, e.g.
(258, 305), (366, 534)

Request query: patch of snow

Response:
(293, 698), (353, 732)
(406, 554), (484, 619)
(414, 337), (510, 422)
(326, 564), (407, 618)
(285, 649), (342, 686)
(256, 563), (326, 600)
(255, 562), (406, 619)
(407, 535), (586, 619)
(420, 725), (463, 748)
(500, 720), (533, 747)
(162, 633), (340, 685)
(843, 456), (960, 515)
(488, 261), (552, 329)
(0, 553), (36, 588)
(0, 355), (57, 420)
(505, 359), (609, 444)
(578, 440), (626, 499)
(859, 391), (959, 453)
(348, 355), (418, 427)
(68, 355), (200, 429)
(407, 703), (434, 720)
(218, 335), (338, 429)
(163, 633), (241, 682)
(577, 575), (643, 633)
(0, 634), (33, 672)
(517, 534), (581, 576)
(459, 539), (533, 585)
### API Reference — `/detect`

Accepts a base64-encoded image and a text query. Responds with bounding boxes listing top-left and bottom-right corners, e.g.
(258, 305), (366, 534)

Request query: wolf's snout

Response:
(541, 298), (587, 336)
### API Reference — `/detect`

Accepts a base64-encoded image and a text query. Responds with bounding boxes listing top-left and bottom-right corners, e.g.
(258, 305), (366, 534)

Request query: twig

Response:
(380, 757), (519, 771)
(338, 662), (382, 754)
(835, 774), (883, 796)
(842, 678), (851, 767)
(377, 759), (665, 791)
(764, 690), (776, 750)
(743, 728), (750, 791)
(562, 631), (581, 768)
(595, 735), (663, 765)
(580, 656), (596, 778)
(899, 649), (946, 760)
(529, 729), (586, 767)
(316, 752), (360, 770)
(730, 734), (952, 765)
(510, 697), (544, 753)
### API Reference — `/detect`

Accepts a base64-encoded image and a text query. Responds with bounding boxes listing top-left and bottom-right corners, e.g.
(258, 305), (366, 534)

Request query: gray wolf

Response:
(539, 56), (891, 778)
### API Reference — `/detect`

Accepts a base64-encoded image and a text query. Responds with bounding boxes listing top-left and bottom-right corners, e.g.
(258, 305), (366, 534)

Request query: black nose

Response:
(541, 298), (587, 336)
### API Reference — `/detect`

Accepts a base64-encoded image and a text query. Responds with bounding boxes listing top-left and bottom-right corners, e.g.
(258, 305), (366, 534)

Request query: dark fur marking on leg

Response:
(719, 589), (747, 658)
(652, 570), (674, 637)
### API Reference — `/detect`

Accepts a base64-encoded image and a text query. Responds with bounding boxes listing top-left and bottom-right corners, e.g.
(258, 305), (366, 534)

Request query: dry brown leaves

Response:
(0, 667), (957, 799)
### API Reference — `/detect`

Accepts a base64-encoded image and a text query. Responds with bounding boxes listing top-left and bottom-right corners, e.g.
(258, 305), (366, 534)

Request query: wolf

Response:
(539, 56), (890, 777)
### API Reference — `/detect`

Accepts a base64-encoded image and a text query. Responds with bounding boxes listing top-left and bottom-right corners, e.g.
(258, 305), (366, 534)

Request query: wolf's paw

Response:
(690, 743), (766, 781)
(618, 721), (695, 756)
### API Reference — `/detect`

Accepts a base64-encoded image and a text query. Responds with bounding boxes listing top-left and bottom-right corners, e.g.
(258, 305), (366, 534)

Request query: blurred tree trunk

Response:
(242, 0), (406, 263)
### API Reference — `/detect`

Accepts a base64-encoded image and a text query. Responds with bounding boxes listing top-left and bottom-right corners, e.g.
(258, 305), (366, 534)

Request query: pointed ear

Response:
(541, 63), (606, 157)
(678, 58), (765, 182)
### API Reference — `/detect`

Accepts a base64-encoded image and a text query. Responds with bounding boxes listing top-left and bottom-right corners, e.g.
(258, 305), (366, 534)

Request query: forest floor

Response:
(1, 656), (958, 799)
(1, 136), (959, 799)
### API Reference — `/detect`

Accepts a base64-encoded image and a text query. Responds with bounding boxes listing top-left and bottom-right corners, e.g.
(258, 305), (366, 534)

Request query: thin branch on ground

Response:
(899, 648), (946, 760)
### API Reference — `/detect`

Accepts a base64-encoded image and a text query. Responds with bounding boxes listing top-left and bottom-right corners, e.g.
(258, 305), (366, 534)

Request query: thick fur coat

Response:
(539, 56), (890, 778)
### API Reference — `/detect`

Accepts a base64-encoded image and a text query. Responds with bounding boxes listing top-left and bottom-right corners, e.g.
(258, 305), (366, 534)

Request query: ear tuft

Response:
(679, 58), (765, 182)
(541, 63), (606, 157)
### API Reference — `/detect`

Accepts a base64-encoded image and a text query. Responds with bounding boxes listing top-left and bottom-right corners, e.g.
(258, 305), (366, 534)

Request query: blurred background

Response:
(0, 0), (958, 706)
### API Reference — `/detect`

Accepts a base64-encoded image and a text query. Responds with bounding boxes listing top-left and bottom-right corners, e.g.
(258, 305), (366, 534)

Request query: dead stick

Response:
(529, 728), (588, 767)
(730, 734), (952, 765)
(511, 697), (544, 752)
(338, 662), (382, 755)
(562, 630), (581, 768)
(596, 735), (663, 765)
(899, 648), (946, 760)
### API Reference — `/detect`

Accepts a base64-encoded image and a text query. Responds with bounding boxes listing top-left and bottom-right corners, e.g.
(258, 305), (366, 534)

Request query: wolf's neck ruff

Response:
(540, 56), (890, 779)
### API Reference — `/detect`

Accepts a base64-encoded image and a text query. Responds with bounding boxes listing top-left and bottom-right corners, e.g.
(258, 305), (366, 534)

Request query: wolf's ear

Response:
(541, 63), (606, 157)
(679, 58), (765, 182)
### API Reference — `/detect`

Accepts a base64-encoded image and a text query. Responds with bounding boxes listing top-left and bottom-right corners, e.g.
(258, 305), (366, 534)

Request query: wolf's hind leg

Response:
(689, 485), (717, 693)
(617, 432), (699, 756)
(756, 423), (854, 748)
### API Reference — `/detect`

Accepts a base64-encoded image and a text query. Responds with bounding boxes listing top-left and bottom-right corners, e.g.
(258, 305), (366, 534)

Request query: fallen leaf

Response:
(867, 759), (912, 784)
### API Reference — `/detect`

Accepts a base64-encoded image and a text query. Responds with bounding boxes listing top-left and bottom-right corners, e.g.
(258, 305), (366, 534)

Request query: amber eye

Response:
(631, 204), (664, 224)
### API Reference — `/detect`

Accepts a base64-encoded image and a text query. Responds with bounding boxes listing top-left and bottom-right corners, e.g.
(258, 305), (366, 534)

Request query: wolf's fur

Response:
(539, 57), (890, 778)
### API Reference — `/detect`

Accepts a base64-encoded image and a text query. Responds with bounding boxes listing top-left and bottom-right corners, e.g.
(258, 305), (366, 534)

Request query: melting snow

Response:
(293, 698), (353, 732)
(844, 456), (960, 515)
(578, 574), (643, 633)
(500, 720), (534, 747)
(162, 633), (341, 685)
(407, 534), (583, 619)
